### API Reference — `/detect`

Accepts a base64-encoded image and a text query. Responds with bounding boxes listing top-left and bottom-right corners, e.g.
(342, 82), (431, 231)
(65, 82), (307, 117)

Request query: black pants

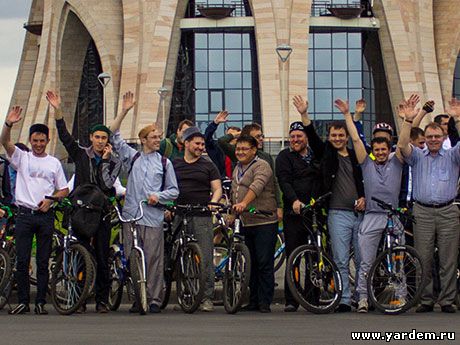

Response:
(283, 214), (311, 307)
(79, 215), (111, 304)
(243, 223), (277, 307)
(15, 209), (54, 305)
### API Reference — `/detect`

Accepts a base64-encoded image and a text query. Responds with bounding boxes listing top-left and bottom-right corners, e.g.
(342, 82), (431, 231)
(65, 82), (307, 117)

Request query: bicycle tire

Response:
(223, 242), (251, 314)
(161, 271), (173, 309)
(274, 232), (286, 273)
(50, 243), (95, 315)
(286, 245), (342, 314)
(108, 249), (124, 311)
(129, 249), (148, 315)
(176, 242), (205, 314)
(0, 247), (12, 291)
(367, 245), (425, 314)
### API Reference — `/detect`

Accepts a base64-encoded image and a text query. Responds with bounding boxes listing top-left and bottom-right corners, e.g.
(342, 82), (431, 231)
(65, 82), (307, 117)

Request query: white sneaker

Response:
(357, 298), (368, 313)
(201, 299), (214, 312)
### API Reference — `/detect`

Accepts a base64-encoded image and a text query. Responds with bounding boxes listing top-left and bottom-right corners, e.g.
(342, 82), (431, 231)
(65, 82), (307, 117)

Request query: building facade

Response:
(9, 0), (460, 158)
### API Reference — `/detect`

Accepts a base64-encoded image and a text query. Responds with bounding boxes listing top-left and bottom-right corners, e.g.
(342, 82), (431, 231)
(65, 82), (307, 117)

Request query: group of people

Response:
(1, 89), (459, 316)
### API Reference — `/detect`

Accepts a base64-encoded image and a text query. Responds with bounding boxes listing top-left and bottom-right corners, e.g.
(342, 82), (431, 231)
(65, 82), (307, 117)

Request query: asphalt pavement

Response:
(0, 304), (459, 345)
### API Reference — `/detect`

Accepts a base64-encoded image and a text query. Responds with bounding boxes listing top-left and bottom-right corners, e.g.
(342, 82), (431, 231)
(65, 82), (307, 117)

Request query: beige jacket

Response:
(231, 158), (278, 226)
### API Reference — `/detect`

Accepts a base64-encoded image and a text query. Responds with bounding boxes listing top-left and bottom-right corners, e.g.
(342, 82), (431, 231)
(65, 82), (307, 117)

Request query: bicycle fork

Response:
(132, 226), (147, 285)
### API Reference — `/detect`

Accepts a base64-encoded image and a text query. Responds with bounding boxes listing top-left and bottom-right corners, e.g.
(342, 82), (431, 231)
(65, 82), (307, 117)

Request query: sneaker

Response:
(9, 304), (30, 315)
(34, 303), (48, 315)
(149, 304), (161, 314)
(96, 302), (109, 314)
(284, 304), (298, 312)
(200, 299), (214, 312)
(129, 302), (139, 313)
(357, 298), (368, 313)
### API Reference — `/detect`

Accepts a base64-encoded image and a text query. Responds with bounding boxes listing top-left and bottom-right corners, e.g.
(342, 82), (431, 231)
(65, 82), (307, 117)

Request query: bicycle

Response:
(160, 203), (206, 314)
(210, 202), (253, 314)
(0, 204), (15, 310)
(274, 227), (286, 273)
(285, 192), (343, 314)
(109, 199), (149, 315)
(366, 197), (425, 314)
(48, 197), (96, 315)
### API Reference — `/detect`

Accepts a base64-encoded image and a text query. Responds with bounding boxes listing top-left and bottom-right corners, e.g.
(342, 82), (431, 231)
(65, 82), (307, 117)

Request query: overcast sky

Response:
(0, 0), (32, 119)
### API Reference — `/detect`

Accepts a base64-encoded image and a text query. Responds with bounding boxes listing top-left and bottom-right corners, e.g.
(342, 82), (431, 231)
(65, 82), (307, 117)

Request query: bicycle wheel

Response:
(286, 245), (342, 314)
(223, 242), (251, 314)
(176, 242), (205, 314)
(129, 249), (148, 315)
(108, 248), (124, 311)
(274, 231), (286, 273)
(0, 276), (13, 310)
(50, 243), (94, 315)
(0, 247), (12, 291)
(367, 245), (424, 314)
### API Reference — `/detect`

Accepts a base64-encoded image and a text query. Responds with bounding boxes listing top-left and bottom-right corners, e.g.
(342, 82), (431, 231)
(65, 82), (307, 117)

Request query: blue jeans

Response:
(328, 209), (362, 306)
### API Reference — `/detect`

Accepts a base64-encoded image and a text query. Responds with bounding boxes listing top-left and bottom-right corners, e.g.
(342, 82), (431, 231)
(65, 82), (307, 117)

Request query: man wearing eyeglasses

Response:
(110, 91), (179, 314)
(398, 98), (460, 314)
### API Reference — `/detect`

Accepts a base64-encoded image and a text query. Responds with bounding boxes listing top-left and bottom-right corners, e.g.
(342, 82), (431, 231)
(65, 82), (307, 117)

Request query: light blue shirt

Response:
(112, 130), (179, 227)
(405, 143), (460, 204)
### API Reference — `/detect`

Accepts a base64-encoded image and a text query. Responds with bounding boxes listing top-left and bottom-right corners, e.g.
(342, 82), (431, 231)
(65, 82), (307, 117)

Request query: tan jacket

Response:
(231, 158), (278, 226)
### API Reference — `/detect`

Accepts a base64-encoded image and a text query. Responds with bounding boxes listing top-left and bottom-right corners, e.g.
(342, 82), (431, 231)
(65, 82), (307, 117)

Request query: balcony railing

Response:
(311, 0), (374, 18)
(186, 0), (252, 18)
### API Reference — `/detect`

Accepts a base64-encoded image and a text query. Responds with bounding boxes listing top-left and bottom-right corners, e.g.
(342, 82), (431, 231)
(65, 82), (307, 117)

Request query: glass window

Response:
(225, 50), (242, 71)
(308, 49), (314, 70)
(348, 72), (361, 88)
(225, 72), (242, 88)
(209, 50), (224, 71)
(308, 89), (315, 112)
(332, 32), (347, 48)
(209, 72), (224, 88)
(314, 33), (331, 48)
(209, 33), (224, 49)
(195, 90), (208, 113)
(332, 50), (347, 70)
(333, 89), (348, 105)
(225, 34), (241, 49)
(242, 50), (251, 71)
(308, 71), (314, 88)
(195, 50), (208, 71)
(348, 33), (361, 48)
(315, 72), (332, 88)
(195, 34), (207, 49)
(349, 89), (362, 103)
(242, 34), (250, 49)
(314, 50), (331, 70)
(315, 89), (332, 113)
(210, 91), (223, 112)
(243, 90), (252, 112)
(348, 50), (362, 70)
(242, 72), (252, 88)
(195, 72), (208, 89)
(225, 90), (243, 113)
(332, 71), (347, 88)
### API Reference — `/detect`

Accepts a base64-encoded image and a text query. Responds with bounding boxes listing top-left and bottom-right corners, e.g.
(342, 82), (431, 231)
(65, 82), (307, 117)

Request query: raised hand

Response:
(447, 98), (460, 119)
(334, 99), (350, 115)
(45, 91), (61, 110)
(355, 99), (366, 113)
(122, 91), (136, 113)
(214, 110), (229, 124)
(6, 106), (23, 125)
(407, 94), (420, 109)
(400, 100), (418, 121)
(293, 95), (308, 115)
(397, 102), (405, 120)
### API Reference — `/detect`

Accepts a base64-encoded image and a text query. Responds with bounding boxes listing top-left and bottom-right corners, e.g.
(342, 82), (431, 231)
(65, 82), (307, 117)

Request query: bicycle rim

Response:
(129, 250), (147, 315)
(177, 242), (204, 313)
(287, 245), (342, 314)
(368, 245), (424, 314)
(108, 249), (124, 311)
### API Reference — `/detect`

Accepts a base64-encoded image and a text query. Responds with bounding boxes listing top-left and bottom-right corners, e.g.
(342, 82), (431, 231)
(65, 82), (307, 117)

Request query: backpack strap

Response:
(164, 138), (173, 158)
(128, 151), (141, 175)
(160, 156), (167, 191)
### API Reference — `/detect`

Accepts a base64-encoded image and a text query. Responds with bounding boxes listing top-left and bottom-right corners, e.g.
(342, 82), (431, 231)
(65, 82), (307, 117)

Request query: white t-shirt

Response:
(8, 148), (68, 210)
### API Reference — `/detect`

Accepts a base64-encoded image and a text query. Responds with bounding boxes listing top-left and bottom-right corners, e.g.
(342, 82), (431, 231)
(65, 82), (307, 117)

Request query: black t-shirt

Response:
(173, 156), (220, 205)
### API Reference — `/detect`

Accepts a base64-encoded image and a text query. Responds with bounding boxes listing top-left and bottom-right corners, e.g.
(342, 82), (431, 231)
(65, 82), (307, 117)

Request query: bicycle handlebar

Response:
(301, 192), (332, 210)
(371, 197), (414, 222)
(113, 200), (147, 223)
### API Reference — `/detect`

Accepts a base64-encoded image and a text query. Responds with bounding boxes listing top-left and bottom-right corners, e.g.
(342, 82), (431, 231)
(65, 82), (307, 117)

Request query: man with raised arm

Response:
(1, 107), (68, 315)
(335, 98), (404, 313)
(398, 98), (460, 313)
(110, 91), (179, 313)
(275, 95), (325, 312)
(46, 91), (122, 313)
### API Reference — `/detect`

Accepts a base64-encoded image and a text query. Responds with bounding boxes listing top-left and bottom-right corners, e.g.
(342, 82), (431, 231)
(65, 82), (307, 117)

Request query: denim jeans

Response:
(328, 209), (362, 306)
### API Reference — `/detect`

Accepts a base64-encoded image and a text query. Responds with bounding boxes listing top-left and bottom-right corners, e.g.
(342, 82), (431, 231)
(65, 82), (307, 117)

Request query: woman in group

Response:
(231, 135), (278, 313)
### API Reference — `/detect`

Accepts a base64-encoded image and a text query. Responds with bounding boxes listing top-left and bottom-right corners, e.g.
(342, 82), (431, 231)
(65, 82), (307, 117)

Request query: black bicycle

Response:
(367, 197), (425, 314)
(286, 192), (343, 314)
(160, 203), (206, 314)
